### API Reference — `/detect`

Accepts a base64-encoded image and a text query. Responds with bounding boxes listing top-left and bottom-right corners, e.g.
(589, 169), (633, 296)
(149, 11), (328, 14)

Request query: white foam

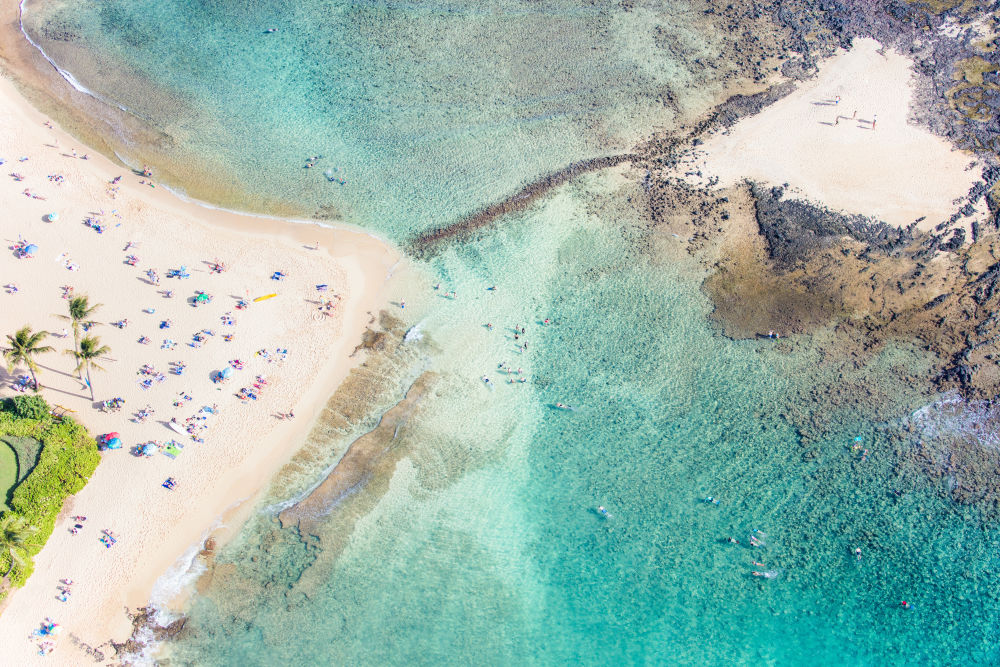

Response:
(18, 0), (113, 105)
(403, 321), (425, 343)
(17, 2), (395, 249)
(260, 456), (343, 515)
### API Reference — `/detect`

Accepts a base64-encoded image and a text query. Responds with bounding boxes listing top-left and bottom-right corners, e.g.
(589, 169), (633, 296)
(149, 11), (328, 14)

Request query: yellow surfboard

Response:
(253, 293), (278, 302)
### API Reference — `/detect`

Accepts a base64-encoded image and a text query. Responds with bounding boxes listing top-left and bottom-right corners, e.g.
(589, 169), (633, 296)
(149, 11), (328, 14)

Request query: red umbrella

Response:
(106, 432), (120, 438)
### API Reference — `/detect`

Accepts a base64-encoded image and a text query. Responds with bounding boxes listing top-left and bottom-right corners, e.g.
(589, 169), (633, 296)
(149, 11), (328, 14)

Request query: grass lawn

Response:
(0, 440), (16, 511)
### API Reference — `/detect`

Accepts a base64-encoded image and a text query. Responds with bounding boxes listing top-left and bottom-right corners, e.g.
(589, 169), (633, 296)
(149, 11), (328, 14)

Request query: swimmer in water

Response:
(752, 561), (766, 567)
(855, 547), (862, 560)
(597, 506), (610, 518)
(726, 537), (739, 545)
(703, 496), (719, 505)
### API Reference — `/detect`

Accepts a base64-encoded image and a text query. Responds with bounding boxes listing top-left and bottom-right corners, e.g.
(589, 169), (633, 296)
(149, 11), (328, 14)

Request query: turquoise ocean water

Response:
(20, 1), (1000, 664)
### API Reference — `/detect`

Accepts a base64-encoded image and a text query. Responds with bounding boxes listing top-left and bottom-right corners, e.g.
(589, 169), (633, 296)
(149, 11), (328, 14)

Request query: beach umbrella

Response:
(46, 212), (59, 222)
(106, 437), (122, 449)
(141, 443), (156, 456)
(221, 366), (234, 379)
(24, 244), (38, 254)
(196, 293), (210, 302)
(106, 432), (120, 439)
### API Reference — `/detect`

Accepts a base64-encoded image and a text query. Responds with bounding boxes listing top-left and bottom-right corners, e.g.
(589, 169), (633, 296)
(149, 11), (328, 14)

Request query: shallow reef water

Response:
(20, 1), (1000, 664)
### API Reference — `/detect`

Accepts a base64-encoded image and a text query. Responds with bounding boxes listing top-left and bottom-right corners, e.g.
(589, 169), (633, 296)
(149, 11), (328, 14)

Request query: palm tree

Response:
(66, 335), (110, 401)
(59, 296), (102, 375)
(0, 514), (38, 578)
(4, 326), (53, 391)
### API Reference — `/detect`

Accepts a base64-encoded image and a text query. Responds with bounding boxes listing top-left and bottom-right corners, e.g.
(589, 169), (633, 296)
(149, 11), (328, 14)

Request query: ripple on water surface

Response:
(157, 171), (1000, 665)
(23, 0), (730, 237)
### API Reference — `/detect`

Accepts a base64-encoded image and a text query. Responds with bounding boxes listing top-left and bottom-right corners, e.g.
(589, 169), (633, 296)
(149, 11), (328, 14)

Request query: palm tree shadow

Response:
(35, 362), (75, 380)
(32, 383), (90, 401)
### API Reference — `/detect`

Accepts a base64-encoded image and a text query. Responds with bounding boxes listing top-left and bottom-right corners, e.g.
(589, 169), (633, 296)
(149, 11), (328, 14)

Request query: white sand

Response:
(685, 38), (983, 232)
(0, 75), (399, 664)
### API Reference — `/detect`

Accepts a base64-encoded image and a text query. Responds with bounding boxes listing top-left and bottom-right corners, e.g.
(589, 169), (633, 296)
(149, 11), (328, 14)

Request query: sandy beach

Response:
(0, 73), (399, 664)
(684, 38), (984, 233)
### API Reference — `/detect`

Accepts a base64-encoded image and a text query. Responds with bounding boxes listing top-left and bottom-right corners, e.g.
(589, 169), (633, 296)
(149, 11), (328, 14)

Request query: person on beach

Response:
(872, 114), (877, 130)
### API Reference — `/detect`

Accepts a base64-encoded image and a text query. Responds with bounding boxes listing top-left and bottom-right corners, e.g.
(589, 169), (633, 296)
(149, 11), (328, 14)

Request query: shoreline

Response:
(0, 61), (402, 665)
(2, 0), (998, 662)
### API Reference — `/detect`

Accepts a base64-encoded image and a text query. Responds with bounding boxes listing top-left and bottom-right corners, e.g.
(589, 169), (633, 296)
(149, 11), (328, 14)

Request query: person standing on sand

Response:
(872, 113), (877, 130)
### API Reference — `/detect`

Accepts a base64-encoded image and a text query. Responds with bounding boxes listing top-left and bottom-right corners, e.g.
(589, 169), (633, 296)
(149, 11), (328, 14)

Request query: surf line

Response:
(409, 152), (639, 258)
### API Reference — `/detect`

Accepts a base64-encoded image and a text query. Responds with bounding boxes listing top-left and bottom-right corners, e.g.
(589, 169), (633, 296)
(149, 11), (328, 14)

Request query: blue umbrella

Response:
(106, 437), (122, 450)
(141, 443), (156, 456)
(46, 212), (59, 222)
(221, 366), (234, 379)
(23, 244), (38, 254)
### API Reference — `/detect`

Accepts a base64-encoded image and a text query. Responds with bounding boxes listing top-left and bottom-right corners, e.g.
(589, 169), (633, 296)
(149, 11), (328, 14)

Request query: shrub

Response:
(3, 395), (50, 421)
(0, 414), (100, 594)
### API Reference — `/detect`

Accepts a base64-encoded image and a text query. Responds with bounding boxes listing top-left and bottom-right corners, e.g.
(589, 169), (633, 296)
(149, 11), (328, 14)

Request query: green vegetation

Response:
(59, 295), (101, 375)
(0, 515), (39, 579)
(2, 435), (44, 487)
(0, 396), (100, 598)
(0, 443), (15, 512)
(66, 335), (111, 401)
(4, 395), (50, 420)
(3, 326), (54, 391)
